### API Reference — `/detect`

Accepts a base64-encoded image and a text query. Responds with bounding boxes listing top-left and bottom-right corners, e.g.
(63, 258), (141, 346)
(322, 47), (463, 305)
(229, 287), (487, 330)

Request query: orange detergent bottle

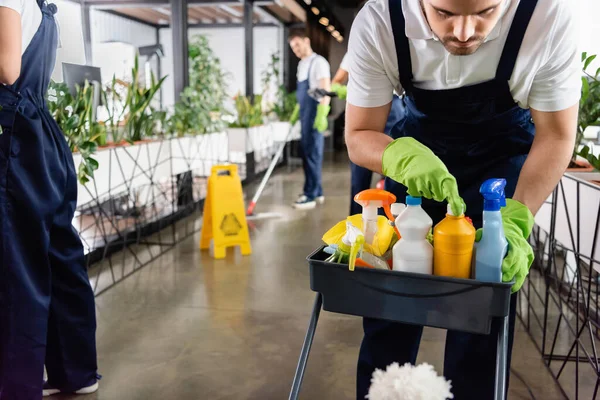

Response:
(433, 204), (476, 279)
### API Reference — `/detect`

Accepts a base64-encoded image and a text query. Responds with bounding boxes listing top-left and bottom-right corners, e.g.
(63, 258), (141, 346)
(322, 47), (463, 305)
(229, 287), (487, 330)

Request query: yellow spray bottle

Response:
(433, 204), (475, 279)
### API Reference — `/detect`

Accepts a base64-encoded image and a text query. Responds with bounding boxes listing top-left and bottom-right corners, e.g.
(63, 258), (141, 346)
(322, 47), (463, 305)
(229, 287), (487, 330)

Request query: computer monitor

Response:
(62, 63), (103, 120)
(62, 63), (102, 96)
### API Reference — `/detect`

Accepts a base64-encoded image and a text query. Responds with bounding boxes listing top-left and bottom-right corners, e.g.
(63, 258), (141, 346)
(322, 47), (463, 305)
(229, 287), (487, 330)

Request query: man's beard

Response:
(441, 36), (485, 56)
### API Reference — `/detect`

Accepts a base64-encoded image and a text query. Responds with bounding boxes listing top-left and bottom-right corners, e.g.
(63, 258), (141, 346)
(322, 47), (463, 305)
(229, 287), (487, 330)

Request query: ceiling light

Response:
(303, 0), (312, 4)
(337, 36), (343, 43)
(327, 25), (335, 32)
(332, 30), (341, 38)
(311, 7), (320, 15)
(319, 17), (329, 26)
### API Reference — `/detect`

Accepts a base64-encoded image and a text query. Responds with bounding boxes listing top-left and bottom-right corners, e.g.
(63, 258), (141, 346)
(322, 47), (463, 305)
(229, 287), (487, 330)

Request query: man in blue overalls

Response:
(288, 31), (331, 210)
(0, 1), (99, 398)
(345, 0), (580, 398)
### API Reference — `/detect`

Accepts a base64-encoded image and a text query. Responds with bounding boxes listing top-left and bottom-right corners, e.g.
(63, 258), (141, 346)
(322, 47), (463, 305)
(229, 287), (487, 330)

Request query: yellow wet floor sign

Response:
(200, 164), (252, 259)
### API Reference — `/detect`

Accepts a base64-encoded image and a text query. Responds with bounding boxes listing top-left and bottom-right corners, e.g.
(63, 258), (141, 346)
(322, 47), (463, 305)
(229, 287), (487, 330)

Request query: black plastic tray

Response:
(308, 247), (512, 335)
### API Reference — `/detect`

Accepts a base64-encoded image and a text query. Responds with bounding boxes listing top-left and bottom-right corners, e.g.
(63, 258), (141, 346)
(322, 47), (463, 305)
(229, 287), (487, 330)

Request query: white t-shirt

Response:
(340, 53), (351, 72)
(347, 0), (581, 112)
(0, 0), (42, 54)
(297, 53), (331, 90)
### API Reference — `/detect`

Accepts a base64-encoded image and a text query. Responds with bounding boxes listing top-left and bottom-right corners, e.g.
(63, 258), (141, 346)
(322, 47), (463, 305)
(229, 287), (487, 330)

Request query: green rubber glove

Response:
(382, 137), (465, 215)
(426, 228), (434, 245)
(314, 104), (330, 133)
(331, 83), (348, 100)
(290, 104), (300, 125)
(475, 199), (535, 293)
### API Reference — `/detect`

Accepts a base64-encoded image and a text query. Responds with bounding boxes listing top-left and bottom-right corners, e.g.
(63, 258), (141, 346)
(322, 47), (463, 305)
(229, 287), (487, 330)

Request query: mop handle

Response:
(246, 123), (297, 215)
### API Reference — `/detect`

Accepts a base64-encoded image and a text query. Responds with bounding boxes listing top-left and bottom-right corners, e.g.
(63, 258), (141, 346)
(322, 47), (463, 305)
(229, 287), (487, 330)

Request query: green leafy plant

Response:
(261, 52), (281, 95)
(48, 81), (106, 184)
(576, 52), (600, 170)
(578, 145), (600, 170)
(122, 55), (166, 142)
(48, 54), (165, 184)
(261, 51), (297, 122)
(229, 94), (264, 128)
(103, 76), (128, 144)
(103, 57), (165, 143)
(168, 35), (229, 136)
(272, 88), (297, 122)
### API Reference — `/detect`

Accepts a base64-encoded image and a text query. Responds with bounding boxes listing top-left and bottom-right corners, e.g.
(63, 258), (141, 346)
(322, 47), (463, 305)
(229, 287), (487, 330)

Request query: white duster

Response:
(367, 363), (454, 400)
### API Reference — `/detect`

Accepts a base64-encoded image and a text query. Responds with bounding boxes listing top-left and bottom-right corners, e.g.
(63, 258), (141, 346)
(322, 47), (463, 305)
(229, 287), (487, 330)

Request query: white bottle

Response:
(391, 203), (406, 218)
(393, 196), (434, 275)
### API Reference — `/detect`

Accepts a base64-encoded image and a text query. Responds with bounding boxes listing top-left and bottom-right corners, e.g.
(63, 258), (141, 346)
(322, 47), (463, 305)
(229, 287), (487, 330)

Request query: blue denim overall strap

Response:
(387, 0), (538, 227)
(357, 1), (538, 399)
(0, 2), (98, 399)
(296, 56), (324, 199)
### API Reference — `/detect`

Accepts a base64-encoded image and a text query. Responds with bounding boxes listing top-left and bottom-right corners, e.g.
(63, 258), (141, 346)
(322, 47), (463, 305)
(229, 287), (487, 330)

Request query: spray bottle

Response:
(433, 204), (476, 279)
(475, 179), (508, 283)
(326, 221), (366, 271)
(354, 189), (401, 243)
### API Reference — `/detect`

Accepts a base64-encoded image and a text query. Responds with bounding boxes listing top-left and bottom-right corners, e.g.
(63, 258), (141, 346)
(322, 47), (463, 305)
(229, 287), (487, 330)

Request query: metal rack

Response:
(77, 129), (286, 295)
(518, 174), (600, 399)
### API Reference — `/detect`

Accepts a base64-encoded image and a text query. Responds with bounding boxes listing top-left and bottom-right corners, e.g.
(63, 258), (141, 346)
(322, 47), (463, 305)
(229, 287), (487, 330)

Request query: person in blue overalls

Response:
(344, 0), (580, 398)
(0, 1), (99, 398)
(288, 30), (331, 210)
(330, 52), (406, 216)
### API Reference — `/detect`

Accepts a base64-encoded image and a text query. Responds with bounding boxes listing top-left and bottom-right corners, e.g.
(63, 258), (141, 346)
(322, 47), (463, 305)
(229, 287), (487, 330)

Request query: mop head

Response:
(367, 363), (454, 400)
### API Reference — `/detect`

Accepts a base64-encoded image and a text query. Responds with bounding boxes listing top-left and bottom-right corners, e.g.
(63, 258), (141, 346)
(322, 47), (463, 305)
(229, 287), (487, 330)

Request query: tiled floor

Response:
(55, 154), (578, 399)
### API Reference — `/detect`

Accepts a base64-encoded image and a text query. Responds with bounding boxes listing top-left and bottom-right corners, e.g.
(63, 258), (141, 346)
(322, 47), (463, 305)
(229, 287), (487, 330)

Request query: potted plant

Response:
(563, 53), (600, 187)
(48, 80), (106, 184)
(227, 94), (264, 166)
(166, 35), (230, 192)
(261, 51), (298, 142)
(570, 53), (600, 173)
(103, 55), (166, 145)
(534, 53), (600, 278)
(167, 35), (228, 138)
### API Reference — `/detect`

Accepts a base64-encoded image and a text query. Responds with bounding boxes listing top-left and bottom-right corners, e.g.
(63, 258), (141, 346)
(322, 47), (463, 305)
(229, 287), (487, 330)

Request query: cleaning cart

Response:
(288, 247), (513, 400)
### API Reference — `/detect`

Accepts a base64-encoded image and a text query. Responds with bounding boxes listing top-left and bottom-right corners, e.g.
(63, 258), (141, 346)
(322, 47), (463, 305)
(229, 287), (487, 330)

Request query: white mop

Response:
(245, 122), (296, 221)
(245, 88), (337, 221)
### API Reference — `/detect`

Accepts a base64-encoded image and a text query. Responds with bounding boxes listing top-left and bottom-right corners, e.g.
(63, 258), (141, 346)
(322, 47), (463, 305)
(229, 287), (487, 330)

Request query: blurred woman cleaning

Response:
(0, 1), (98, 398)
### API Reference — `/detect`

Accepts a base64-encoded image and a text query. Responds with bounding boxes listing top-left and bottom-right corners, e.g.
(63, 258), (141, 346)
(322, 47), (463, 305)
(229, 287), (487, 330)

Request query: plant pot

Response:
(568, 171), (600, 183)
(567, 158), (594, 172)
(227, 127), (248, 164)
(271, 121), (292, 142)
(75, 139), (166, 207)
(248, 125), (273, 155)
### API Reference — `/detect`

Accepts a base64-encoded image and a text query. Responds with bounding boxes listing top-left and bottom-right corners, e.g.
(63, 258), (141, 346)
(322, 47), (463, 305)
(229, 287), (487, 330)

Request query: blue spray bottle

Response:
(475, 178), (508, 283)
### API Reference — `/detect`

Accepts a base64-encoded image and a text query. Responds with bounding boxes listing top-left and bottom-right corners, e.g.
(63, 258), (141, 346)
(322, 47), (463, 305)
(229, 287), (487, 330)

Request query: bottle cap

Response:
(391, 203), (406, 216)
(406, 196), (421, 206)
(480, 178), (507, 212)
(447, 204), (464, 217)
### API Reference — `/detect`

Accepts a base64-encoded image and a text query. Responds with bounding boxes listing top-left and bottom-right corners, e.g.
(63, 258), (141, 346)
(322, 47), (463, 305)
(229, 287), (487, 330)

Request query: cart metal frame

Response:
(289, 248), (512, 400)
